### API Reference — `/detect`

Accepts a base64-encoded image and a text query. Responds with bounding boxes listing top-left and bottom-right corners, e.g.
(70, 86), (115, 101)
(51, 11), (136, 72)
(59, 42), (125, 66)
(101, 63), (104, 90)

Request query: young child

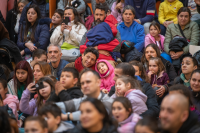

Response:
(158, 0), (183, 35)
(38, 103), (74, 133)
(147, 57), (170, 102)
(24, 116), (48, 133)
(129, 60), (150, 83)
(19, 77), (53, 116)
(0, 78), (19, 124)
(47, 67), (83, 102)
(111, 0), (125, 23)
(111, 76), (147, 115)
(95, 60), (115, 94)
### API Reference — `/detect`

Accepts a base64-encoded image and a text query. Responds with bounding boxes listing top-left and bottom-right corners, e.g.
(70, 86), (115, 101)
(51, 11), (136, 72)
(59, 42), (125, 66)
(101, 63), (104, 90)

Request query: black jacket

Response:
(180, 0), (188, 7)
(47, 87), (83, 102)
(124, 47), (143, 62)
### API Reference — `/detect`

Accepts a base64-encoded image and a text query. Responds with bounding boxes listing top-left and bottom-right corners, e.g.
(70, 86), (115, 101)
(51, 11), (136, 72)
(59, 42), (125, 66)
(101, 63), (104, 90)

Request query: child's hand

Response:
(55, 81), (65, 95)
(27, 83), (36, 93)
(148, 71), (154, 78)
(102, 89), (108, 94)
(61, 113), (68, 121)
(156, 86), (165, 97)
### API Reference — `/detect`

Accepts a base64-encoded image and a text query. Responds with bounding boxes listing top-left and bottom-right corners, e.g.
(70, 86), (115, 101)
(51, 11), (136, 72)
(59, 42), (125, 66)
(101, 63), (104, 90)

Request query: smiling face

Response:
(149, 25), (160, 37)
(18, 2), (25, 13)
(38, 81), (51, 100)
(115, 79), (130, 96)
(190, 72), (200, 92)
(82, 52), (97, 68)
(27, 8), (38, 24)
(97, 62), (108, 74)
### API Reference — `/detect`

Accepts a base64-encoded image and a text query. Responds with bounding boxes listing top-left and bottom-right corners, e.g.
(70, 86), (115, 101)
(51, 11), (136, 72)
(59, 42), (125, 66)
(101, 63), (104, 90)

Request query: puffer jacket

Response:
(54, 121), (74, 133)
(145, 34), (165, 51)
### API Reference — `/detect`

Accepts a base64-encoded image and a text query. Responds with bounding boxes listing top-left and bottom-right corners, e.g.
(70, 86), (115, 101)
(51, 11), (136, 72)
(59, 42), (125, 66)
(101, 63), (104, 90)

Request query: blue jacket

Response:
(117, 21), (145, 52)
(17, 18), (50, 55)
(125, 0), (156, 24)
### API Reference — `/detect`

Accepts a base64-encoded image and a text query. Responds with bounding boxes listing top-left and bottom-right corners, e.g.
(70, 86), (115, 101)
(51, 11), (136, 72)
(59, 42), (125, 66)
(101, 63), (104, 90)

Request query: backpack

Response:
(193, 50), (200, 66)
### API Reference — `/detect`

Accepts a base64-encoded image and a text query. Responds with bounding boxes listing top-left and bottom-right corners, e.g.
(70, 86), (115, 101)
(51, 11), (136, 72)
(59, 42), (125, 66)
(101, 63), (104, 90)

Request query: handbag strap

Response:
(178, 24), (187, 39)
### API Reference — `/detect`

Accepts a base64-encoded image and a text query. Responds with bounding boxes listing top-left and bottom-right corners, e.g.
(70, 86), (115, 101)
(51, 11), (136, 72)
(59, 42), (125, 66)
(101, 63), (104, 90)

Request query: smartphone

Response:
(63, 17), (70, 25)
(31, 82), (44, 90)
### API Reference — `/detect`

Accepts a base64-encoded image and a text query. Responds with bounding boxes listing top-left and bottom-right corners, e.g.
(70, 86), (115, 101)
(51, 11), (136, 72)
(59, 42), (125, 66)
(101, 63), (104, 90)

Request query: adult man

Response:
(65, 47), (99, 72)
(108, 63), (159, 117)
(80, 4), (121, 66)
(160, 94), (200, 133)
(125, 0), (156, 34)
(48, 44), (69, 80)
(56, 69), (113, 121)
(27, 49), (47, 68)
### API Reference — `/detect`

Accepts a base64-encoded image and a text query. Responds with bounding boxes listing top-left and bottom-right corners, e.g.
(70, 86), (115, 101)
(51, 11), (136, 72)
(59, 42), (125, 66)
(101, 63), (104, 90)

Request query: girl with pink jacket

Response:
(111, 0), (125, 23)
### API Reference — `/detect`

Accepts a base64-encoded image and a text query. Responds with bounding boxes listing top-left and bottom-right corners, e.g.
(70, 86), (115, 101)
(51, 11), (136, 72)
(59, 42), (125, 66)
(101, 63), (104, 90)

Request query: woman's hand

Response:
(171, 51), (184, 60)
(25, 43), (37, 52)
(66, 25), (72, 31)
(156, 86), (165, 97)
(20, 50), (25, 56)
(61, 23), (67, 32)
(27, 83), (36, 93)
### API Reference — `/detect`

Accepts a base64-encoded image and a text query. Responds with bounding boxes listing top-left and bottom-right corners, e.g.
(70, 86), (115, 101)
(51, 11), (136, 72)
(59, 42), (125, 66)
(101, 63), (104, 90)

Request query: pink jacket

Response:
(111, 2), (124, 23)
(3, 94), (19, 123)
(95, 60), (115, 92)
(145, 34), (165, 51)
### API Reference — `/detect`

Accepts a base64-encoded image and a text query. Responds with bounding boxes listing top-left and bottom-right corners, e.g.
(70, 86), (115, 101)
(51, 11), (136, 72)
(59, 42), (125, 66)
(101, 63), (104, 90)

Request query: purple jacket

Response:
(145, 34), (165, 51)
(150, 71), (170, 88)
(19, 89), (38, 116)
(111, 2), (124, 23)
(118, 113), (141, 133)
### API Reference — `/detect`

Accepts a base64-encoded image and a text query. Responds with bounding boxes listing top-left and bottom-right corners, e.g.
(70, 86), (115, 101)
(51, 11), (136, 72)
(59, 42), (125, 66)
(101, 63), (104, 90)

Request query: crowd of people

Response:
(1, 0), (200, 133)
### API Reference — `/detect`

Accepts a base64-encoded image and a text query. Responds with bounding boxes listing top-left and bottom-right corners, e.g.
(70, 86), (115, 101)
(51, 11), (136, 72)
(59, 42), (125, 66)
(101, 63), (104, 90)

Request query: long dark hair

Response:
(20, 4), (41, 43)
(64, 7), (83, 26)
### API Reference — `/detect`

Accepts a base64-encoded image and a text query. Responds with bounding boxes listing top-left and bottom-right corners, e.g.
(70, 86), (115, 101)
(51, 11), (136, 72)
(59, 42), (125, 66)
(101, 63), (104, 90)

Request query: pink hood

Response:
(145, 34), (165, 51)
(95, 60), (115, 92)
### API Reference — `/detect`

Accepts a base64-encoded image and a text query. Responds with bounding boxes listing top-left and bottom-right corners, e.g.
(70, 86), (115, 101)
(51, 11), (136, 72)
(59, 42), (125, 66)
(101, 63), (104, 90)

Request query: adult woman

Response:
(68, 98), (118, 133)
(17, 5), (50, 58)
(33, 61), (51, 83)
(164, 7), (199, 63)
(7, 61), (33, 100)
(50, 7), (87, 62)
(112, 97), (141, 133)
(117, 5), (145, 52)
(174, 56), (198, 87)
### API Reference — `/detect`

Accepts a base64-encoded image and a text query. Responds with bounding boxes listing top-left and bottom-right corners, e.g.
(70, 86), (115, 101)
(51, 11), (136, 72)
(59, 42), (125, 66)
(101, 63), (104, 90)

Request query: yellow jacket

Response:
(158, 0), (183, 24)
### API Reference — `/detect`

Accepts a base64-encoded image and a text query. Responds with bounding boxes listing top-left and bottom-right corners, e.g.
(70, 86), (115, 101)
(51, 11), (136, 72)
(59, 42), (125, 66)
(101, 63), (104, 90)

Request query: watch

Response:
(67, 112), (70, 121)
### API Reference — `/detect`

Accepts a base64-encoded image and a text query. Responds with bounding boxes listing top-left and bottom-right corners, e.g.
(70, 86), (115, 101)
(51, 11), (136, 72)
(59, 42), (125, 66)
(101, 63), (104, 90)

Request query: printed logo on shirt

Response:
(72, 51), (76, 55)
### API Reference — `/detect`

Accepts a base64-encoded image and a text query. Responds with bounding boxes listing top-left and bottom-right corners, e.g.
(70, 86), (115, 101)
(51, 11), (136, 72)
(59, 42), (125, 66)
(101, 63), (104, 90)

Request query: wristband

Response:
(67, 112), (70, 121)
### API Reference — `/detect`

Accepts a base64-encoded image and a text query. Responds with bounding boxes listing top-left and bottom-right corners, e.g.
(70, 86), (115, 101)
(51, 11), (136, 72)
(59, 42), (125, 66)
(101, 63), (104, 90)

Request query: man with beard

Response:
(160, 94), (200, 133)
(48, 44), (69, 80)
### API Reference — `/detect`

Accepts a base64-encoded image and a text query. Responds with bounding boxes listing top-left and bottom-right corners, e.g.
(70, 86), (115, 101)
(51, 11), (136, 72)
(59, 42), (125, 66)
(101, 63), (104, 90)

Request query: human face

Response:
(35, 55), (47, 62)
(25, 121), (48, 133)
(27, 8), (37, 25)
(16, 69), (28, 83)
(181, 57), (197, 75)
(42, 113), (60, 132)
(149, 25), (160, 37)
(145, 47), (157, 61)
(135, 125), (154, 133)
(190, 73), (200, 92)
(64, 9), (74, 21)
(148, 60), (159, 75)
(60, 71), (77, 89)
(80, 102), (104, 131)
(115, 79), (130, 96)
(38, 81), (51, 100)
(18, 2), (25, 13)
(52, 13), (62, 25)
(112, 101), (130, 123)
(113, 68), (123, 81)
(123, 9), (135, 25)
(178, 12), (190, 27)
(132, 65), (141, 76)
(97, 62), (108, 74)
(94, 9), (106, 25)
(80, 72), (101, 97)
(0, 83), (7, 100)
(33, 65), (44, 82)
(48, 46), (62, 63)
(82, 52), (97, 68)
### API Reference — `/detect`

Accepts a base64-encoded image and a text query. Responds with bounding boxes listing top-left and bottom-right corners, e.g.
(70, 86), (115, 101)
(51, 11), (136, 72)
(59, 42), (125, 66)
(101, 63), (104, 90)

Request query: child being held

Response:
(95, 60), (115, 94)
(111, 76), (147, 115)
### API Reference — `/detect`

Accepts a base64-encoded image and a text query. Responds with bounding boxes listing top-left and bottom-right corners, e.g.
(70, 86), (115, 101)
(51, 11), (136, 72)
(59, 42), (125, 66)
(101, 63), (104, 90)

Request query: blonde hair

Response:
(33, 61), (52, 76)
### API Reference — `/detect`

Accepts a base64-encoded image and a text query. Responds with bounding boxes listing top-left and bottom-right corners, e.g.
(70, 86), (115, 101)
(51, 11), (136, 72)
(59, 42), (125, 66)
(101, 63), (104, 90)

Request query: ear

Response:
(126, 82), (131, 89)
(181, 111), (189, 123)
(128, 108), (132, 113)
(73, 78), (78, 85)
(194, 65), (198, 70)
(60, 52), (62, 57)
(55, 116), (61, 125)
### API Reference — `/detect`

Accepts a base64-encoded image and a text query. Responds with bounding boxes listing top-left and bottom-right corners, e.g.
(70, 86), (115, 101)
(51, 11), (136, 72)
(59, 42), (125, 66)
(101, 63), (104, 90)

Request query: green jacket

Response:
(164, 21), (199, 54)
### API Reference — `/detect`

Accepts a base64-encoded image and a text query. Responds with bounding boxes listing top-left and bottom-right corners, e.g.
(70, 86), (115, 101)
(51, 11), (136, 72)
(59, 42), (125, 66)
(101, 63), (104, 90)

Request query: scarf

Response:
(180, 73), (190, 87)
(75, 57), (95, 72)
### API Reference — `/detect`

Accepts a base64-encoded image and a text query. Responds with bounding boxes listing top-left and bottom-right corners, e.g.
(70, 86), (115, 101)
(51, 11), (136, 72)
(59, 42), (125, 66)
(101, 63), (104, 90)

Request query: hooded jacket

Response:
(145, 34), (165, 51)
(150, 71), (170, 87)
(117, 21), (145, 52)
(111, 2), (124, 23)
(95, 60), (115, 92)
(111, 89), (148, 115)
(54, 121), (74, 133)
(158, 0), (183, 24)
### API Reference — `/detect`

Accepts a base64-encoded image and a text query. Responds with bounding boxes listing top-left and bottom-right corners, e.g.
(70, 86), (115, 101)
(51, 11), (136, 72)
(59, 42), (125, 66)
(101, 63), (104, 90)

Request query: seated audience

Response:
(19, 77), (54, 116)
(95, 60), (115, 94)
(51, 7), (87, 62)
(111, 0), (124, 23)
(65, 47), (99, 72)
(0, 108), (12, 133)
(112, 97), (141, 133)
(56, 69), (113, 121)
(125, 0), (156, 34)
(91, 0), (115, 13)
(160, 94), (200, 133)
(145, 22), (172, 63)
(174, 56), (198, 87)
(6, 0), (29, 43)
(38, 103), (74, 133)
(7, 61), (33, 100)
(47, 67), (83, 102)
(24, 116), (48, 133)
(159, 0), (183, 35)
(27, 49), (47, 68)
(117, 5), (145, 52)
(47, 44), (69, 80)
(0, 20), (9, 41)
(17, 5), (50, 58)
(67, 97), (118, 133)
(164, 7), (200, 70)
